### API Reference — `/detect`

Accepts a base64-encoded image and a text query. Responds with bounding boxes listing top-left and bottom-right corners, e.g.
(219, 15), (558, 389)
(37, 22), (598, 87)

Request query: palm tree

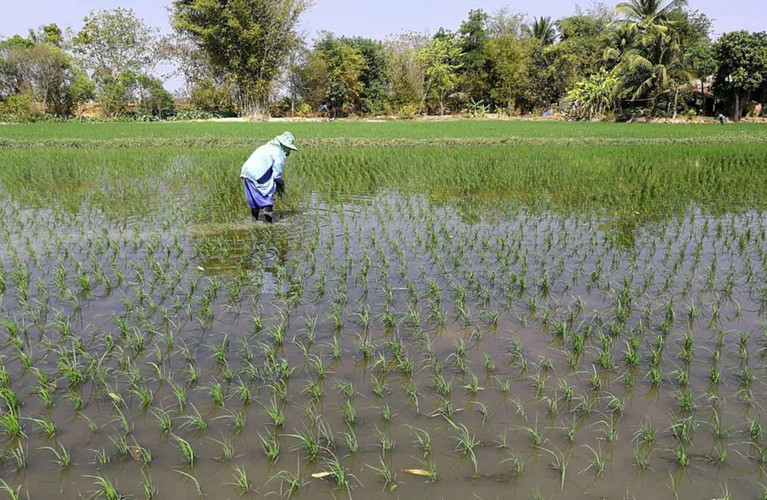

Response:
(615, 0), (687, 32)
(524, 17), (557, 46)
(614, 30), (692, 116)
(609, 0), (692, 116)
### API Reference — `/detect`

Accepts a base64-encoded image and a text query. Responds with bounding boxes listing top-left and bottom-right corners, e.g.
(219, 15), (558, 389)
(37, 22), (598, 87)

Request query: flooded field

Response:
(2, 124), (767, 499)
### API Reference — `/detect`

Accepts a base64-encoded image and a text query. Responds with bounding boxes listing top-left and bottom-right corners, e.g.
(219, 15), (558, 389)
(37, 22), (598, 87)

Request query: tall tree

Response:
(615, 0), (687, 32)
(713, 31), (767, 121)
(417, 35), (462, 115)
(301, 34), (366, 117)
(73, 8), (157, 78)
(172, 0), (312, 116)
(338, 37), (389, 114)
(609, 0), (699, 116)
(484, 35), (531, 113)
(557, 12), (613, 80)
(0, 39), (93, 115)
(384, 31), (427, 112)
(458, 9), (490, 103)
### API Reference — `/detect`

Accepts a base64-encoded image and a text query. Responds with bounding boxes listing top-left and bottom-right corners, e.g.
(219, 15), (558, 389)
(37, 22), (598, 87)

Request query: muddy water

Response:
(1, 192), (767, 500)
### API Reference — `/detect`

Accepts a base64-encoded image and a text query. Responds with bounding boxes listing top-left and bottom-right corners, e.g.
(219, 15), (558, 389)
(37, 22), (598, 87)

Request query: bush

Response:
(565, 69), (623, 120)
(0, 94), (33, 119)
(296, 102), (312, 117)
(398, 103), (420, 119)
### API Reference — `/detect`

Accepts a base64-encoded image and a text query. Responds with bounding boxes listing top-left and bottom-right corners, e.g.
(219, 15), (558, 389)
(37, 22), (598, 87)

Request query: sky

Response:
(1, 0), (764, 90)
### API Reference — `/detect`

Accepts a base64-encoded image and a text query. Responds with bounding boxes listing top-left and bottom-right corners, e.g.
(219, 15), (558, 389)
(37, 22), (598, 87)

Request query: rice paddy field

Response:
(1, 120), (767, 499)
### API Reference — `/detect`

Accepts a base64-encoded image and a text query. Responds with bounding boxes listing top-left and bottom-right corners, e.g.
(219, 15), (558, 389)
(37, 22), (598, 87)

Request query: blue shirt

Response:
(240, 140), (286, 198)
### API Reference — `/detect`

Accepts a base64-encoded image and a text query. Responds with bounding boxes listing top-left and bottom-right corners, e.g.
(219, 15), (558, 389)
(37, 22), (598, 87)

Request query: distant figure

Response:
(240, 132), (297, 223)
(717, 114), (727, 125)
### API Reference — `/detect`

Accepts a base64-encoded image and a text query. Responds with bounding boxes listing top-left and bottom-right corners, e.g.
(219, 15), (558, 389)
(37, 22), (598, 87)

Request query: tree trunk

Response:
(672, 87), (679, 120)
(732, 92), (748, 122)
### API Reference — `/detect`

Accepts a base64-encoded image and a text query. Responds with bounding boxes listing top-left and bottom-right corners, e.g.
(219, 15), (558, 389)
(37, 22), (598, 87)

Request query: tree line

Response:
(1, 0), (766, 121)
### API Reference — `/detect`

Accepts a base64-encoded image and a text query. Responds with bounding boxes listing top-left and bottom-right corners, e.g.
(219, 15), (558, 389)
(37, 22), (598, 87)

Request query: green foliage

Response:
(0, 43), (94, 116)
(566, 69), (624, 119)
(172, 0), (311, 116)
(524, 17), (558, 45)
(132, 73), (175, 116)
(337, 36), (389, 114)
(484, 35), (531, 114)
(458, 9), (491, 103)
(606, 0), (701, 116)
(713, 31), (767, 121)
(0, 94), (32, 118)
(73, 8), (156, 77)
(188, 77), (235, 113)
(384, 32), (427, 112)
(302, 33), (367, 117)
(29, 23), (64, 47)
(417, 35), (462, 115)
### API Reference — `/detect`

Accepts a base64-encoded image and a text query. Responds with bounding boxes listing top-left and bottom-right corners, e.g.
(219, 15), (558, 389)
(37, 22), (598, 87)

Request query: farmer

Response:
(240, 132), (297, 223)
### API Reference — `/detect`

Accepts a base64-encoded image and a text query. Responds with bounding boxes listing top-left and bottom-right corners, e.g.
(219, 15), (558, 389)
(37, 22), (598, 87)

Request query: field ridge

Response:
(3, 134), (767, 149)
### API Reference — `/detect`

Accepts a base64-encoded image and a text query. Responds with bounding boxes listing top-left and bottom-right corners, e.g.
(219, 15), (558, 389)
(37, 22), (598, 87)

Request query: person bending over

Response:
(240, 131), (297, 223)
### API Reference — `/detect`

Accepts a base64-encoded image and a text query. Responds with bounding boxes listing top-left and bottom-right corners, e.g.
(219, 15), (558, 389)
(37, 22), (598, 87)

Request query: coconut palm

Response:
(524, 17), (558, 46)
(616, 0), (688, 32)
(608, 0), (692, 116)
(615, 31), (692, 116)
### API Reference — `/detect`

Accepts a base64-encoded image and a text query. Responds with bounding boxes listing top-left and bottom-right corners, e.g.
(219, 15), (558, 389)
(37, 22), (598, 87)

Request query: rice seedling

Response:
(0, 409), (25, 439)
(141, 469), (157, 499)
(40, 441), (72, 469)
(172, 435), (196, 467)
(633, 444), (652, 469)
(173, 470), (202, 496)
(260, 432), (281, 462)
(342, 425), (359, 454)
(86, 475), (123, 500)
(0, 479), (23, 500)
(581, 443), (606, 477)
(376, 427), (396, 455)
(211, 434), (236, 461)
(366, 455), (396, 489)
(286, 427), (321, 461)
(151, 407), (173, 434)
(674, 444), (690, 467)
(266, 399), (286, 428)
(181, 404), (208, 432)
(314, 452), (358, 491)
(538, 444), (569, 491)
(634, 420), (656, 444)
(228, 466), (252, 495)
(447, 420), (480, 475)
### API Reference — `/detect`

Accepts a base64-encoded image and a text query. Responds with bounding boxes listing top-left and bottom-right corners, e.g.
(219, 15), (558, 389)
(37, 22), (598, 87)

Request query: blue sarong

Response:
(243, 178), (274, 209)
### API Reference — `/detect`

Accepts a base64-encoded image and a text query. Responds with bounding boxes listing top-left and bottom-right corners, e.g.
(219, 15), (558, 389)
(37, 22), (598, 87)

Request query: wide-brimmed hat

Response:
(276, 132), (298, 151)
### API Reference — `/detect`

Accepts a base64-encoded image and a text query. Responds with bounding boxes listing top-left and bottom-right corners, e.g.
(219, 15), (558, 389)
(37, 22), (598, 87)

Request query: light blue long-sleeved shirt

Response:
(240, 140), (286, 198)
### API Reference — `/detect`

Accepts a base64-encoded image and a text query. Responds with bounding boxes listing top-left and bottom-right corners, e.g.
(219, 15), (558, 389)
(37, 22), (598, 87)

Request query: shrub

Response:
(0, 94), (33, 119)
(398, 103), (420, 119)
(296, 102), (312, 117)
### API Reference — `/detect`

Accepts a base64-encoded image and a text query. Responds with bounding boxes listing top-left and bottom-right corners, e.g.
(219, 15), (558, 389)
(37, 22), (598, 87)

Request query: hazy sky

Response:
(2, 0), (763, 41)
(2, 0), (763, 90)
